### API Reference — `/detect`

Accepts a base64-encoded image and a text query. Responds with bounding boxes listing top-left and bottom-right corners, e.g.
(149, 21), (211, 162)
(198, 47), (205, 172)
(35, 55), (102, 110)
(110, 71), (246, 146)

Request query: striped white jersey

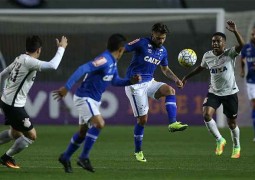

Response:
(1, 47), (65, 107)
(201, 47), (239, 96)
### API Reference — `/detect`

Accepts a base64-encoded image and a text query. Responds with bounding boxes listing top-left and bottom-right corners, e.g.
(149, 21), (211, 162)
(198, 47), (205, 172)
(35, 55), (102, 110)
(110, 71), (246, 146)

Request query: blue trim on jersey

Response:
(241, 43), (255, 84)
(125, 37), (168, 83)
(65, 50), (131, 102)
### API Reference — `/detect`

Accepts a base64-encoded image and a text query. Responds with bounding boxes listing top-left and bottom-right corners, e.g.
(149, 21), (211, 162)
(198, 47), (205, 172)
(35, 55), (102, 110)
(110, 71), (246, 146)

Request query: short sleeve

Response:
(125, 38), (142, 52)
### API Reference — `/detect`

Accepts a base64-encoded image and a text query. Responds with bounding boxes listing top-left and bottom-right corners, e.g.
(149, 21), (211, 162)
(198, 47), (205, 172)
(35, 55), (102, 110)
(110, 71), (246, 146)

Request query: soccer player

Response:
(53, 34), (141, 173)
(182, 20), (244, 158)
(124, 22), (188, 162)
(0, 35), (68, 168)
(240, 27), (255, 142)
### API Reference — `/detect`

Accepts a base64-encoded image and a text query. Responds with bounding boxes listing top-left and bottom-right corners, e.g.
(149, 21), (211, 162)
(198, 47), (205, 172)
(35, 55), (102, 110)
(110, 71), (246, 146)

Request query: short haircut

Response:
(151, 22), (169, 34)
(26, 35), (42, 53)
(212, 32), (226, 41)
(107, 33), (127, 52)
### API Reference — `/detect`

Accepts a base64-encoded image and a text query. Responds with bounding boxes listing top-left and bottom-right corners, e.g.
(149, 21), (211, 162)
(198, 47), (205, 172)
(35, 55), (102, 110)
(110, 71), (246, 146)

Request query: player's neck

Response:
(26, 52), (39, 59)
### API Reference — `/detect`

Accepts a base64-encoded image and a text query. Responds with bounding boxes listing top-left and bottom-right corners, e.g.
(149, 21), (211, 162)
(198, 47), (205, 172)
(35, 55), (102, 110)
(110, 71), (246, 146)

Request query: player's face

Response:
(250, 28), (255, 44)
(151, 31), (166, 48)
(212, 35), (225, 55)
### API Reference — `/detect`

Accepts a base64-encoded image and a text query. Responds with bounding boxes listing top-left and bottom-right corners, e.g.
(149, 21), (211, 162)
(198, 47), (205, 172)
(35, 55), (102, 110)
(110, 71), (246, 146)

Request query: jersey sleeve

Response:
(125, 38), (142, 52)
(23, 56), (42, 71)
(200, 53), (208, 68)
(111, 71), (131, 86)
(65, 56), (108, 90)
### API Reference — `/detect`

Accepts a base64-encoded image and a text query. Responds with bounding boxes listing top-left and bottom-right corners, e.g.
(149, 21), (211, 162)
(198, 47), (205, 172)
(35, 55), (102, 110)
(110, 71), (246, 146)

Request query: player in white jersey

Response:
(182, 20), (244, 158)
(0, 35), (68, 168)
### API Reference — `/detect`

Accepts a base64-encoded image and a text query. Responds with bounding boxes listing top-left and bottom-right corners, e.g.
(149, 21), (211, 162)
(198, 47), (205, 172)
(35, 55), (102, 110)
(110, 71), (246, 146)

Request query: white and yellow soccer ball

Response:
(178, 49), (197, 67)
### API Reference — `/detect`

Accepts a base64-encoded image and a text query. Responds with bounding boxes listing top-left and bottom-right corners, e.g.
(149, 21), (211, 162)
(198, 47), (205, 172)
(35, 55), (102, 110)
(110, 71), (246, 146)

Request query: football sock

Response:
(204, 119), (222, 141)
(0, 129), (13, 145)
(63, 132), (85, 160)
(80, 126), (100, 159)
(134, 123), (144, 153)
(6, 135), (33, 156)
(252, 110), (255, 135)
(230, 126), (240, 148)
(165, 95), (177, 124)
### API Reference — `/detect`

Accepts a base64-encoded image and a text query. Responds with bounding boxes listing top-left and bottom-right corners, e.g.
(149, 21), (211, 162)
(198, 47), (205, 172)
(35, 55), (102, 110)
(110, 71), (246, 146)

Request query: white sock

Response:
(204, 119), (222, 141)
(230, 126), (240, 148)
(0, 129), (13, 145)
(6, 135), (33, 156)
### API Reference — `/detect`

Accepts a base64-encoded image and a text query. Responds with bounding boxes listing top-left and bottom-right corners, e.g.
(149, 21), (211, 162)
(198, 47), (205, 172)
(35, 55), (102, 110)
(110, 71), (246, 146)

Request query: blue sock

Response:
(252, 110), (255, 134)
(80, 126), (100, 159)
(134, 124), (144, 153)
(63, 132), (85, 160)
(165, 95), (177, 124)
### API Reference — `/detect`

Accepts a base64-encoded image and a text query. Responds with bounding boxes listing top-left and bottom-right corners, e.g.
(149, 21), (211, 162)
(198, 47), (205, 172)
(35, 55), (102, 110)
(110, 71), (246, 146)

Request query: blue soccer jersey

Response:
(65, 50), (131, 101)
(125, 38), (168, 83)
(241, 43), (255, 83)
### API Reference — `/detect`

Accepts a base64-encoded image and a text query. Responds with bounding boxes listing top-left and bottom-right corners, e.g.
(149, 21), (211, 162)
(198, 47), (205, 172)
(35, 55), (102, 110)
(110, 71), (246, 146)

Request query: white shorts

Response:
(73, 95), (101, 125)
(125, 79), (165, 117)
(246, 83), (255, 100)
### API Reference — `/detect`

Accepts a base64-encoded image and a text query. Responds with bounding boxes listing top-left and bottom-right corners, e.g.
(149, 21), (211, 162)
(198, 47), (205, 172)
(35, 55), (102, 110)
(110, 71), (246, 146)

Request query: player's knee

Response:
(137, 117), (147, 125)
(163, 86), (175, 95)
(95, 120), (105, 129)
(203, 112), (212, 122)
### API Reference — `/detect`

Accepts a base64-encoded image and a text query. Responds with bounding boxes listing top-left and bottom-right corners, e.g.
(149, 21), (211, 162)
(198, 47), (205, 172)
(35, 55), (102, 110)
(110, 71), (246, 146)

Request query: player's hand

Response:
(181, 77), (187, 87)
(52, 86), (68, 101)
(56, 36), (68, 48)
(130, 74), (142, 84)
(226, 20), (237, 32)
(175, 79), (183, 89)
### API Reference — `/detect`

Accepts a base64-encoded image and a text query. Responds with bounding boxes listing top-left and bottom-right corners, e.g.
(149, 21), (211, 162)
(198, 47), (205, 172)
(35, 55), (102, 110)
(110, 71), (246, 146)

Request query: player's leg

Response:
(151, 81), (188, 132)
(0, 105), (34, 169)
(251, 99), (255, 142)
(202, 93), (226, 155)
(59, 125), (87, 173)
(125, 84), (148, 162)
(223, 93), (240, 158)
(76, 96), (102, 172)
(0, 129), (14, 145)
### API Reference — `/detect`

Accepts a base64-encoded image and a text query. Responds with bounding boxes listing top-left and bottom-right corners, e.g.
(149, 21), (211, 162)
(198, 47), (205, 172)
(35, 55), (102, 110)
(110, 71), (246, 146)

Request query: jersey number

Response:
(9, 62), (22, 82)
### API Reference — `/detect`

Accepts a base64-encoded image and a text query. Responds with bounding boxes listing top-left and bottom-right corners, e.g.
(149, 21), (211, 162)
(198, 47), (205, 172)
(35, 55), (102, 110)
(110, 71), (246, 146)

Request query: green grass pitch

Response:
(0, 125), (254, 179)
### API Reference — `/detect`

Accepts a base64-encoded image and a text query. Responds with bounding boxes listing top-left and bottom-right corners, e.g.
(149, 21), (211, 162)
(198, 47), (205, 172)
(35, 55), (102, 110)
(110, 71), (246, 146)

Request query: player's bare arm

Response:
(182, 65), (205, 85)
(240, 57), (245, 78)
(160, 65), (183, 88)
(226, 20), (244, 53)
(52, 86), (68, 101)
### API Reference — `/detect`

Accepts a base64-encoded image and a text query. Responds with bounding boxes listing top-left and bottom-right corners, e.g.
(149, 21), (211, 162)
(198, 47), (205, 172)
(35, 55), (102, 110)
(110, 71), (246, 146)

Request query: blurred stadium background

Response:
(0, 0), (255, 127)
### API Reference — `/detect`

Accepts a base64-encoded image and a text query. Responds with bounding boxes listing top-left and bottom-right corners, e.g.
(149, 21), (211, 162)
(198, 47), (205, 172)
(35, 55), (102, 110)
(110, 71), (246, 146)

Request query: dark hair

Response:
(26, 35), (42, 53)
(107, 33), (126, 52)
(151, 22), (169, 34)
(212, 32), (226, 41)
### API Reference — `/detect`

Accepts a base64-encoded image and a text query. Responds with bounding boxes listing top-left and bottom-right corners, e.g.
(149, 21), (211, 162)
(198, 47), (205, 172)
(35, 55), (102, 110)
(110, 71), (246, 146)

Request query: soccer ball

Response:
(178, 49), (197, 67)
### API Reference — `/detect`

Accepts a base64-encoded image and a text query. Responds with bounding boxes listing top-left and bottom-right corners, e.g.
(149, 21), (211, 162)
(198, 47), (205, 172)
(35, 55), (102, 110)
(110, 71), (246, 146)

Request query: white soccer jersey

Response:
(201, 47), (239, 96)
(1, 54), (43, 107)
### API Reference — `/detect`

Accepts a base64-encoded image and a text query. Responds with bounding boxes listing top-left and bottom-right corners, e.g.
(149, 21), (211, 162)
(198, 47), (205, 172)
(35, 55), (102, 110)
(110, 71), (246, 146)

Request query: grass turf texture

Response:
(0, 125), (254, 179)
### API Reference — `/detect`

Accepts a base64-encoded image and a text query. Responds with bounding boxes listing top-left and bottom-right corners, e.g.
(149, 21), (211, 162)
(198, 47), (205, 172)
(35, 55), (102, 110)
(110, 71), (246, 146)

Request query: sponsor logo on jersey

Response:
(148, 49), (152, 53)
(103, 75), (114, 81)
(210, 66), (227, 74)
(128, 38), (140, 45)
(148, 44), (152, 48)
(92, 57), (107, 67)
(144, 56), (161, 65)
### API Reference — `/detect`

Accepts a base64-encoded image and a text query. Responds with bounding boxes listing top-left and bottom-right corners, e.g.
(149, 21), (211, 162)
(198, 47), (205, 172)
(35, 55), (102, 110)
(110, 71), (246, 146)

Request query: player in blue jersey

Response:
(124, 22), (188, 162)
(240, 27), (255, 142)
(53, 34), (141, 173)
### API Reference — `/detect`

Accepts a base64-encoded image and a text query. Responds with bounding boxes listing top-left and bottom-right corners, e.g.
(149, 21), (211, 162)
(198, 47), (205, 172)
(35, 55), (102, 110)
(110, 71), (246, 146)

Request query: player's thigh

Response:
(222, 93), (238, 119)
(73, 95), (101, 126)
(246, 83), (255, 100)
(202, 93), (221, 118)
(125, 83), (149, 117)
(1, 102), (34, 132)
(147, 80), (165, 99)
